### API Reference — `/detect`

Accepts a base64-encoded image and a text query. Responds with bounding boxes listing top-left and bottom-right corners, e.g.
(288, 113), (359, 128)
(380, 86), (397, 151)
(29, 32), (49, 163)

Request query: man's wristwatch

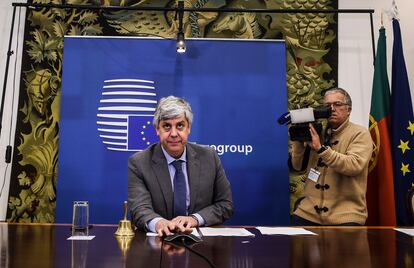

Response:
(317, 145), (328, 154)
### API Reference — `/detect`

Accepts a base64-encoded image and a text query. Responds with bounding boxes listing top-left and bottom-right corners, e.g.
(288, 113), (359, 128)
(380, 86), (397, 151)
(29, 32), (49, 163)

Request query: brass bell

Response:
(115, 201), (135, 236)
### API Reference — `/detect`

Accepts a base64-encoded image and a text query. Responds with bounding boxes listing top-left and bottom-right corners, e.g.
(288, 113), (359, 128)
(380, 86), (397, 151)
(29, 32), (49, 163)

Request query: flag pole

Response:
(370, 13), (376, 66)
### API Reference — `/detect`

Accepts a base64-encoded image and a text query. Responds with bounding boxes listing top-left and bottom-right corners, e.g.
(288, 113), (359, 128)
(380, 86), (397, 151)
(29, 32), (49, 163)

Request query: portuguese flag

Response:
(366, 27), (396, 225)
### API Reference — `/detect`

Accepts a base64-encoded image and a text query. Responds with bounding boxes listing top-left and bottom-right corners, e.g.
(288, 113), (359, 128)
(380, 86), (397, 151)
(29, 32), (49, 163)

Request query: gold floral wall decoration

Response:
(7, 0), (337, 222)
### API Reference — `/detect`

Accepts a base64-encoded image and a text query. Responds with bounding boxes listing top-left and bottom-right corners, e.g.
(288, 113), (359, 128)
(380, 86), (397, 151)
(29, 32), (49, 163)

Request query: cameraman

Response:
(290, 88), (373, 226)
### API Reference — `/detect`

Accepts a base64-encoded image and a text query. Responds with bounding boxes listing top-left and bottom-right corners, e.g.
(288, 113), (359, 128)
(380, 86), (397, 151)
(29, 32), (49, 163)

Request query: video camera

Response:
(277, 106), (331, 141)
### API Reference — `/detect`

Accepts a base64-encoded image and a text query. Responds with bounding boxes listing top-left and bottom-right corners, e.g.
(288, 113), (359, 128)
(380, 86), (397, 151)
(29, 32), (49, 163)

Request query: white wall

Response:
(339, 0), (414, 126)
(0, 0), (413, 220)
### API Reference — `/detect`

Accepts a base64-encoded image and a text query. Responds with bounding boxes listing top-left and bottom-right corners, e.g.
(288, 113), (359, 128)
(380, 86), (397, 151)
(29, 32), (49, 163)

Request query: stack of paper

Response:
(199, 227), (254, 237)
(67, 236), (96, 240)
(394, 228), (414, 236)
(256, 227), (317, 236)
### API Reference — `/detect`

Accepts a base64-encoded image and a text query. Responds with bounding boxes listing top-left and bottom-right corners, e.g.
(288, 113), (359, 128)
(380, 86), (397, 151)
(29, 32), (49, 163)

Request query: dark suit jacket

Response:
(128, 142), (234, 229)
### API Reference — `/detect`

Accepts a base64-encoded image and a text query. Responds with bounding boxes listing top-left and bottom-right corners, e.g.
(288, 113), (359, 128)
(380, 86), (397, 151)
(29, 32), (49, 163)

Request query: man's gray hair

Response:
(324, 87), (353, 108)
(153, 96), (193, 127)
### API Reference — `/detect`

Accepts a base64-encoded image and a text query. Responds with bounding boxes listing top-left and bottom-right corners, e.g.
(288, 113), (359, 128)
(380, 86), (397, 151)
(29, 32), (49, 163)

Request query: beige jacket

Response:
(292, 119), (373, 225)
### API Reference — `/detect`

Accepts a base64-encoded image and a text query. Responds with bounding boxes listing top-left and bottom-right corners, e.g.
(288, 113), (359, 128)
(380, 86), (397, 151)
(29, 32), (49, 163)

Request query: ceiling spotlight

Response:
(176, 32), (186, 53)
(175, 0), (186, 54)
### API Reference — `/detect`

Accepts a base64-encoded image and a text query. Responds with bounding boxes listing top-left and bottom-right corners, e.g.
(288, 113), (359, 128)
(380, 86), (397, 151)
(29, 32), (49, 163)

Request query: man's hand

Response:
(155, 219), (178, 237)
(154, 216), (198, 236)
(306, 123), (322, 151)
(171, 216), (198, 234)
(291, 140), (306, 149)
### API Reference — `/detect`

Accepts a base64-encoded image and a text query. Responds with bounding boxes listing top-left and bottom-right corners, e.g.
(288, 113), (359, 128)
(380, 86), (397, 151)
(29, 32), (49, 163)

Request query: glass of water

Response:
(72, 201), (89, 236)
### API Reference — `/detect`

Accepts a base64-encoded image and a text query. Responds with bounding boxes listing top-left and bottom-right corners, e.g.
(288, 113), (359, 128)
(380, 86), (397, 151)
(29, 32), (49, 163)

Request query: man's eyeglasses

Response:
(324, 101), (348, 108)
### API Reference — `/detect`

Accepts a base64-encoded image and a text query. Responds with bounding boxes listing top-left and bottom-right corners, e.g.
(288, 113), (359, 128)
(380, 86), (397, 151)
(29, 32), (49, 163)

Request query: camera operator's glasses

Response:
(325, 102), (348, 109)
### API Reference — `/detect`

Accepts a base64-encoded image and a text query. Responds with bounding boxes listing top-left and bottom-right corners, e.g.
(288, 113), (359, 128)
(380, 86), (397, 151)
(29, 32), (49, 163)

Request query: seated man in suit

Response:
(128, 96), (234, 236)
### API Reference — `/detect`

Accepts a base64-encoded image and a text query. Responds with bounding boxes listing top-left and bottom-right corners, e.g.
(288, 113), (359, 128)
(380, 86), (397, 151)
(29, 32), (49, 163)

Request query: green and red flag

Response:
(367, 26), (396, 226)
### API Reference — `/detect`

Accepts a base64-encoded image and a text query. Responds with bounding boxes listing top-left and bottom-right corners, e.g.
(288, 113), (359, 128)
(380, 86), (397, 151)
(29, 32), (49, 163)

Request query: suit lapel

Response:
(152, 143), (174, 219)
(187, 144), (200, 213)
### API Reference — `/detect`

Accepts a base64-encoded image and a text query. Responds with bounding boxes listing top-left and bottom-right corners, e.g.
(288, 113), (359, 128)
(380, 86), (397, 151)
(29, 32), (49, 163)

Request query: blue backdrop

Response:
(57, 37), (290, 225)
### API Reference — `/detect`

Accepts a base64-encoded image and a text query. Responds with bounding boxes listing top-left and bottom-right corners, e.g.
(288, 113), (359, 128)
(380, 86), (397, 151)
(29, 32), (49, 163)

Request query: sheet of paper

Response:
(146, 228), (200, 237)
(198, 227), (255, 237)
(394, 228), (414, 236)
(67, 236), (96, 240)
(256, 227), (317, 236)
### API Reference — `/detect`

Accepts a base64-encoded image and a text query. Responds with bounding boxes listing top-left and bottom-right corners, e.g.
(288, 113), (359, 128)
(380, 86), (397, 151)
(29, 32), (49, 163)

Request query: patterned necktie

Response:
(172, 160), (187, 217)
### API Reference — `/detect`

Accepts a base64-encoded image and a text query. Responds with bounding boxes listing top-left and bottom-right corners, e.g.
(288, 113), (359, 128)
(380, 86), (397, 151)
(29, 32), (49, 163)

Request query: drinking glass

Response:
(72, 201), (89, 236)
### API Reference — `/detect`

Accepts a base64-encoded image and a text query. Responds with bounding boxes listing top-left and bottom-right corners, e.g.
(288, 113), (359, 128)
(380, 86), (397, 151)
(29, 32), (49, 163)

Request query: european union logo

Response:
(127, 116), (158, 150)
(97, 78), (158, 151)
